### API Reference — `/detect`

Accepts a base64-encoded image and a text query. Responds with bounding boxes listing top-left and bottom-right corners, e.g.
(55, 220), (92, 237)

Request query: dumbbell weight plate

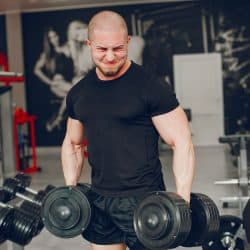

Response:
(243, 198), (250, 243)
(9, 209), (39, 246)
(3, 178), (20, 201)
(0, 189), (8, 202)
(0, 207), (13, 244)
(41, 186), (91, 238)
(133, 191), (191, 249)
(182, 193), (220, 247)
(14, 173), (32, 187)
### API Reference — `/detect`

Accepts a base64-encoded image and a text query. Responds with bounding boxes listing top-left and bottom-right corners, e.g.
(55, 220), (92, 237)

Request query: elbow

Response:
(63, 132), (84, 147)
(34, 68), (38, 76)
(171, 133), (195, 156)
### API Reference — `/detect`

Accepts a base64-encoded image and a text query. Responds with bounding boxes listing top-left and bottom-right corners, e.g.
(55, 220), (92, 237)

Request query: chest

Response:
(74, 81), (148, 123)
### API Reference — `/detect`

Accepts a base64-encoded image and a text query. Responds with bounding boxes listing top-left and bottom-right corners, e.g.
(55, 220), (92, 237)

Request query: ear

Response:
(127, 35), (131, 44)
(85, 39), (91, 47)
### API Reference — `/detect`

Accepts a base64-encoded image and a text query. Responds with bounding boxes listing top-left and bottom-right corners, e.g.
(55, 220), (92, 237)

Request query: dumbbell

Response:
(0, 199), (44, 234)
(1, 178), (91, 240)
(40, 183), (91, 238)
(0, 202), (42, 246)
(133, 191), (220, 249)
(2, 176), (55, 205)
(0, 176), (55, 233)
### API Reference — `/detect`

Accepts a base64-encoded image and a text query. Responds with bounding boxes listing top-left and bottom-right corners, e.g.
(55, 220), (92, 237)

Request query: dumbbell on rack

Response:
(0, 175), (55, 245)
(1, 175), (55, 206)
(0, 174), (93, 246)
(1, 176), (92, 240)
(0, 201), (43, 246)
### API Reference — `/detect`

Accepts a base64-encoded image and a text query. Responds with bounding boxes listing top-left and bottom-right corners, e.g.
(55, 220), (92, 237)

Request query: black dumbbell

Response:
(41, 184), (91, 238)
(2, 176), (92, 240)
(133, 192), (220, 249)
(0, 202), (42, 246)
(2, 177), (55, 205)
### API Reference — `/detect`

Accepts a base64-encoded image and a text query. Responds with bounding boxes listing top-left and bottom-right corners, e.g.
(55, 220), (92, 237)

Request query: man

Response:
(62, 10), (195, 250)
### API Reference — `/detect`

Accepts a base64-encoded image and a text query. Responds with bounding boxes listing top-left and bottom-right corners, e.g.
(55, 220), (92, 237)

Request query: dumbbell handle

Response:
(3, 178), (45, 205)
(0, 201), (10, 208)
(215, 179), (250, 185)
(219, 135), (250, 143)
(24, 186), (38, 195)
(220, 196), (250, 202)
(15, 192), (41, 206)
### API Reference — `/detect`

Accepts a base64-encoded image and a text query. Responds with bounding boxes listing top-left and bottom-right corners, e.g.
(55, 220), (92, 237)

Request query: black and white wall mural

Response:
(22, 0), (250, 146)
(209, 0), (250, 134)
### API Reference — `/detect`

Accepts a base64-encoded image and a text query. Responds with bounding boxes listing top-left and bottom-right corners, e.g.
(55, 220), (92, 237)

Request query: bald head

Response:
(88, 10), (128, 40)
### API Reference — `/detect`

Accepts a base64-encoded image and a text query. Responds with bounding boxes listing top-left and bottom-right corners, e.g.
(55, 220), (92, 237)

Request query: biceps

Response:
(66, 118), (85, 145)
(152, 106), (191, 147)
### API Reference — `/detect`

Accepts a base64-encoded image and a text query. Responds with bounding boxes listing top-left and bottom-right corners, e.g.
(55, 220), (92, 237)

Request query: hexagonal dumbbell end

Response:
(181, 193), (220, 247)
(133, 191), (191, 249)
(41, 185), (91, 238)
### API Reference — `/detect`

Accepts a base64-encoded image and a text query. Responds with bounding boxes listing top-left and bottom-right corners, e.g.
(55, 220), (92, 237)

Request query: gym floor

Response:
(5, 144), (247, 249)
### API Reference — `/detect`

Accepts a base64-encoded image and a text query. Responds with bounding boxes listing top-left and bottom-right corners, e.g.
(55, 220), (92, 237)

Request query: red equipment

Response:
(0, 52), (24, 85)
(13, 108), (39, 173)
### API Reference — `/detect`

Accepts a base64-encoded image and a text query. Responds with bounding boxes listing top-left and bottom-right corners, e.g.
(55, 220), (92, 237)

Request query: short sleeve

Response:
(66, 89), (77, 119)
(146, 78), (179, 117)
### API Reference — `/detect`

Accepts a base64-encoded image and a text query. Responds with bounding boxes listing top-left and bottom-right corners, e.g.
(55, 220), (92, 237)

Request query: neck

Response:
(96, 59), (131, 81)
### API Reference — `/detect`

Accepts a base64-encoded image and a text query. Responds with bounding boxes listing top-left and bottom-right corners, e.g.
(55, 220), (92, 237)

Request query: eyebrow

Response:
(92, 41), (125, 49)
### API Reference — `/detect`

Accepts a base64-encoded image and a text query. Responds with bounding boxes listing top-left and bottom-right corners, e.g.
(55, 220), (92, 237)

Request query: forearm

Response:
(34, 69), (52, 86)
(61, 136), (85, 186)
(172, 141), (195, 203)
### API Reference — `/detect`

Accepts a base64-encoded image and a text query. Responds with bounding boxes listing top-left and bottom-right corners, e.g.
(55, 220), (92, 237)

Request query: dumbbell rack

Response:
(216, 134), (250, 214)
(1, 174), (54, 250)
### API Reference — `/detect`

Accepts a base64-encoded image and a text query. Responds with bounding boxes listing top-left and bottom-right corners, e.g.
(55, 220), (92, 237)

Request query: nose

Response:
(106, 49), (115, 62)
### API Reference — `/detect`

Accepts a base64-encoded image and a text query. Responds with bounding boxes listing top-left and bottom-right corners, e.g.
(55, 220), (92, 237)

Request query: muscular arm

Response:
(61, 117), (85, 185)
(152, 106), (195, 203)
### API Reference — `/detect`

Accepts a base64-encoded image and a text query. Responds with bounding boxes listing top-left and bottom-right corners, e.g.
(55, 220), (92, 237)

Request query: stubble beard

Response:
(95, 57), (127, 78)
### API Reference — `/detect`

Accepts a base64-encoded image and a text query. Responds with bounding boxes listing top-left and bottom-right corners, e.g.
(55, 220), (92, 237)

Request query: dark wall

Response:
(0, 15), (7, 54)
(0, 15), (7, 65)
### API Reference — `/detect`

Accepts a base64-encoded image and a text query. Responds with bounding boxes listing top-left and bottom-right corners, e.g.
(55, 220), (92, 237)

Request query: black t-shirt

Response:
(66, 62), (179, 197)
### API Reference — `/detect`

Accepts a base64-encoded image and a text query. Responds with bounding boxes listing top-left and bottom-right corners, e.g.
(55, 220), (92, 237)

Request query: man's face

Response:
(87, 30), (130, 80)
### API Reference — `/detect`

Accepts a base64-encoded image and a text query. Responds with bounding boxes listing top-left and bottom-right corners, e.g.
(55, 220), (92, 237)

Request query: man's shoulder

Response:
(72, 69), (95, 89)
(68, 69), (95, 98)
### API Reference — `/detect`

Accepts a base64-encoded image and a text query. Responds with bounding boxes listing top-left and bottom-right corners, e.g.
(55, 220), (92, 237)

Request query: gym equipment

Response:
(243, 198), (250, 243)
(1, 174), (92, 239)
(41, 185), (91, 238)
(0, 175), (92, 242)
(13, 108), (39, 173)
(0, 202), (41, 246)
(0, 206), (13, 244)
(0, 71), (24, 85)
(181, 193), (220, 247)
(133, 191), (191, 249)
(0, 87), (16, 183)
(216, 134), (250, 213)
(2, 176), (54, 204)
(202, 215), (245, 250)
(133, 191), (220, 249)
